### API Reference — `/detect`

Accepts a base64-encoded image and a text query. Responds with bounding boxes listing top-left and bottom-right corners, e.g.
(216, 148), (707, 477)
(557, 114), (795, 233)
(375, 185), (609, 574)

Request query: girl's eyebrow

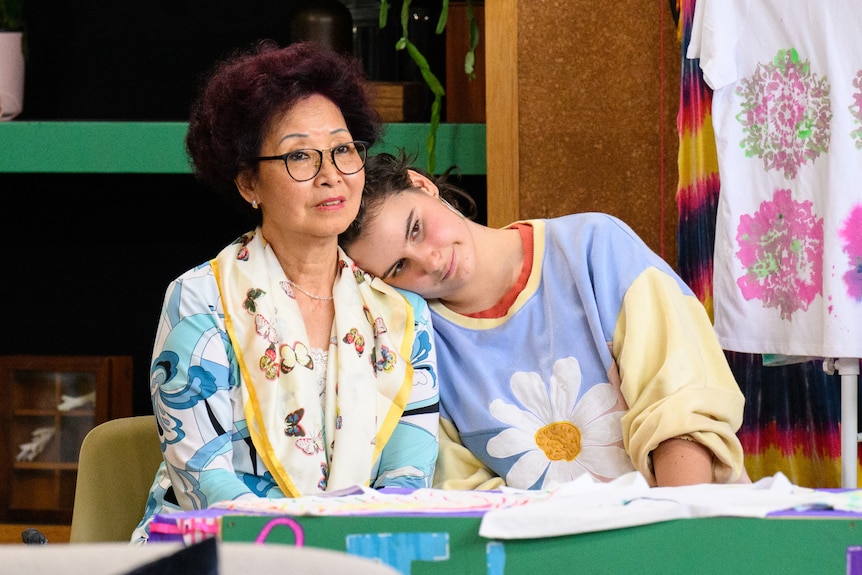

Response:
(382, 265), (398, 280)
(381, 208), (417, 280)
(402, 208), (416, 243)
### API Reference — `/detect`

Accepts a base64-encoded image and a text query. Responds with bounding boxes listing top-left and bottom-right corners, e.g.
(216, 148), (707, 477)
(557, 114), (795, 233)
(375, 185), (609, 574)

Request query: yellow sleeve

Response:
(432, 417), (506, 490)
(615, 268), (746, 485)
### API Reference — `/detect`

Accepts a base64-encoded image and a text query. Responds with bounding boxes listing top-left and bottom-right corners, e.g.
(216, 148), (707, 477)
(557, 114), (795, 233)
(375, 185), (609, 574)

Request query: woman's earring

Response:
(251, 200), (259, 209)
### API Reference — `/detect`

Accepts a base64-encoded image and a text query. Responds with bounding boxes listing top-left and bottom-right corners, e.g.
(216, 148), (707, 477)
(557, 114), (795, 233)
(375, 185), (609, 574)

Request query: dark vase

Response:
(289, 0), (354, 55)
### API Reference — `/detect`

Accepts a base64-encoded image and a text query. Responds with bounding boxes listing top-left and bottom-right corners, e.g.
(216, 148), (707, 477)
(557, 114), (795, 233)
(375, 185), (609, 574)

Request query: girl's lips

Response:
(441, 249), (455, 281)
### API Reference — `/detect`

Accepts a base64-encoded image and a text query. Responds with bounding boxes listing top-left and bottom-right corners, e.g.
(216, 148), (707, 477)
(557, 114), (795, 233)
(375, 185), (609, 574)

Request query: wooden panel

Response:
(445, 3), (486, 123)
(107, 357), (134, 423)
(485, 0), (520, 228)
(484, 1), (681, 265)
(0, 523), (71, 544)
(368, 81), (424, 122)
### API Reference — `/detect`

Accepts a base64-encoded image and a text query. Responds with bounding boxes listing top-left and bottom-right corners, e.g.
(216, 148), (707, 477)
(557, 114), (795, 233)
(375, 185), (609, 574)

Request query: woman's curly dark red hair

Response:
(186, 40), (382, 214)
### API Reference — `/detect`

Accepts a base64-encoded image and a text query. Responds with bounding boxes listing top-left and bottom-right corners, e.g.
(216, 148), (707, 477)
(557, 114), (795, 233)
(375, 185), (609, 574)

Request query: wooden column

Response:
(485, 0), (520, 228)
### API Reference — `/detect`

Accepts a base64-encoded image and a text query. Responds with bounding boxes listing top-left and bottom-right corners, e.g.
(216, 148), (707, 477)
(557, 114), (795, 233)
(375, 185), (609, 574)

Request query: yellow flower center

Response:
(535, 421), (581, 461)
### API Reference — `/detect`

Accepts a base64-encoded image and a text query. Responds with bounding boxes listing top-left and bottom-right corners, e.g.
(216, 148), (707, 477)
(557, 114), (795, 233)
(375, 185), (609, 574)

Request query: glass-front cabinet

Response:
(0, 356), (133, 523)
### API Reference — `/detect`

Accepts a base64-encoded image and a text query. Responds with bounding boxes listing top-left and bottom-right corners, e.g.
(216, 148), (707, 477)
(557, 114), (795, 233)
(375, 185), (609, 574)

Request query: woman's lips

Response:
(316, 197), (345, 210)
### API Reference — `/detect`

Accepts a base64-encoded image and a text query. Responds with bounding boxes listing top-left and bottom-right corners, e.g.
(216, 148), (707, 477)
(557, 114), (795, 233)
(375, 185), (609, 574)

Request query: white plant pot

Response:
(0, 31), (25, 121)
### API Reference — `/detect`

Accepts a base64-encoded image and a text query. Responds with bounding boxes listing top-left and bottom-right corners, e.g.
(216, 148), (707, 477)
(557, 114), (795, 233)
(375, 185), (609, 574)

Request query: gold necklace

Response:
(284, 277), (334, 301)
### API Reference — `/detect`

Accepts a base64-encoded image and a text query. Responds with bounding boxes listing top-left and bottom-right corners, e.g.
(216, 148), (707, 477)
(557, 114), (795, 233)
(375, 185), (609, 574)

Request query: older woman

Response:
(133, 43), (439, 543)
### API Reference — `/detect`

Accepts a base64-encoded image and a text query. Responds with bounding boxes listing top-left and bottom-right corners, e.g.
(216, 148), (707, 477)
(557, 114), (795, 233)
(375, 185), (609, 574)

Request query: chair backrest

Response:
(69, 415), (163, 543)
(0, 541), (402, 575)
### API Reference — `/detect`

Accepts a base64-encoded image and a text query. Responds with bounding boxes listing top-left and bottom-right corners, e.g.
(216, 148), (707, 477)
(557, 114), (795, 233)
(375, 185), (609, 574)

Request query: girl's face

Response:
(346, 176), (476, 301)
(236, 93), (364, 242)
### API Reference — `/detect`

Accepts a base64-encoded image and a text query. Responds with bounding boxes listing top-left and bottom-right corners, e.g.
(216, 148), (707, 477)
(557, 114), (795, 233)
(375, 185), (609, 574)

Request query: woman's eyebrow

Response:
(277, 128), (348, 146)
(277, 133), (306, 145)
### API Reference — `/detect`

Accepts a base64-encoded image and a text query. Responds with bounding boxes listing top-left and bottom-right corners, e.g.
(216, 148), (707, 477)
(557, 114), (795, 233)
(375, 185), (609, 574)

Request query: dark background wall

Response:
(22, 2), (291, 120)
(0, 172), (255, 415)
(17, 1), (446, 120)
(1, 1), (484, 415)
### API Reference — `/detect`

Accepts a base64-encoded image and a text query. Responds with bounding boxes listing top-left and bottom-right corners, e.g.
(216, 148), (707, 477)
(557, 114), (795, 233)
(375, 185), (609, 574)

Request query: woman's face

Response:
(346, 181), (476, 301)
(237, 94), (364, 242)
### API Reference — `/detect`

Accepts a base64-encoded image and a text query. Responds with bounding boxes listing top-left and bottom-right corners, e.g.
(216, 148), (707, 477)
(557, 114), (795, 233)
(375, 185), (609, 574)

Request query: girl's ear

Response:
(407, 169), (439, 197)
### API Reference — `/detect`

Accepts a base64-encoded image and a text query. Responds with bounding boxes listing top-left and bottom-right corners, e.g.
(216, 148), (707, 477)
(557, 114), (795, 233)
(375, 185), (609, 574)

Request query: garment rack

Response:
(824, 357), (861, 489)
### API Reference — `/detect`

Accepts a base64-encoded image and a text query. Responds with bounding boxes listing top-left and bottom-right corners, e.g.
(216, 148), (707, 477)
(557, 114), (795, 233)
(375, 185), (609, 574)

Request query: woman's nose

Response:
(318, 153), (339, 174)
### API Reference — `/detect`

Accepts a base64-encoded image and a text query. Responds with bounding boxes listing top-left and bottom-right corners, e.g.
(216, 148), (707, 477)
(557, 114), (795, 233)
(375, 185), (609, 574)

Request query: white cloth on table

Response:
(478, 471), (862, 539)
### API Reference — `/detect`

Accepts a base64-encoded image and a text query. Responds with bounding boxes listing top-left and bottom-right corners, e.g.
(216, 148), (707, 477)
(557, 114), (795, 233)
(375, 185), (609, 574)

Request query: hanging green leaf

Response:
(465, 0), (478, 78)
(404, 40), (445, 173)
(435, 0), (450, 35)
(399, 0), (410, 36)
(380, 0), (480, 173)
(426, 92), (442, 173)
(378, 0), (388, 28)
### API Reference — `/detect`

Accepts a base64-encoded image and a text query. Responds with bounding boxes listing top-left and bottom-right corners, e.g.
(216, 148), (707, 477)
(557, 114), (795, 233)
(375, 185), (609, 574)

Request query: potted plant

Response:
(0, 0), (25, 120)
(380, 0), (479, 173)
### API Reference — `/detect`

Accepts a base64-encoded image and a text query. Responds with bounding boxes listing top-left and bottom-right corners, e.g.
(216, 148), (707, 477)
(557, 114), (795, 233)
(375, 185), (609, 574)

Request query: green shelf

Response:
(0, 122), (486, 175)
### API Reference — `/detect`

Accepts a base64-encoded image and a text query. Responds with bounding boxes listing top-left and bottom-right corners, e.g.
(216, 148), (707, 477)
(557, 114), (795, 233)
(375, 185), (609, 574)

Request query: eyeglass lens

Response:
(286, 141), (367, 181)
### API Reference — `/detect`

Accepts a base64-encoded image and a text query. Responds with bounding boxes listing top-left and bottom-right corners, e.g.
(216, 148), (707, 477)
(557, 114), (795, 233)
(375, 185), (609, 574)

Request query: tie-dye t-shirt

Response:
(689, 0), (862, 357)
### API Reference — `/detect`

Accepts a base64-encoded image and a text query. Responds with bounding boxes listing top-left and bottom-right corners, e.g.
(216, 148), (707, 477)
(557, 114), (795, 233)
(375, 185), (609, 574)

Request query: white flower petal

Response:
(510, 370), (554, 422)
(576, 444), (634, 477)
(570, 382), (619, 427)
(543, 459), (589, 488)
(548, 357), (583, 420)
(487, 427), (539, 458)
(505, 449), (551, 489)
(490, 398), (544, 431)
(580, 410), (624, 446)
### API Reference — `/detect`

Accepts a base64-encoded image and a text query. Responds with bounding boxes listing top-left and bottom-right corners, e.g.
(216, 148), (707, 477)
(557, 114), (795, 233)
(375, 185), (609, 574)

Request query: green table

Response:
(219, 513), (862, 574)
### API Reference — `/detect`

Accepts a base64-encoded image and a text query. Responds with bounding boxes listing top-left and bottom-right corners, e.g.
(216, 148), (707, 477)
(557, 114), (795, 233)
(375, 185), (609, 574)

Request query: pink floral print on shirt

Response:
(735, 48), (832, 180)
(839, 205), (862, 301)
(735, 188), (823, 320)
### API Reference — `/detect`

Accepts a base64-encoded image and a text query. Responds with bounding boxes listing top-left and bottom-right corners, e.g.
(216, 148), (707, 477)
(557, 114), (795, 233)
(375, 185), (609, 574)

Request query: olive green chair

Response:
(69, 415), (163, 543)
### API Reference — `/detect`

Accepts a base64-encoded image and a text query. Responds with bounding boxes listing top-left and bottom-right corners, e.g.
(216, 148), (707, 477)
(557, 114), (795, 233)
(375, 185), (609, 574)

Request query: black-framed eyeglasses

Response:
(253, 140), (369, 182)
